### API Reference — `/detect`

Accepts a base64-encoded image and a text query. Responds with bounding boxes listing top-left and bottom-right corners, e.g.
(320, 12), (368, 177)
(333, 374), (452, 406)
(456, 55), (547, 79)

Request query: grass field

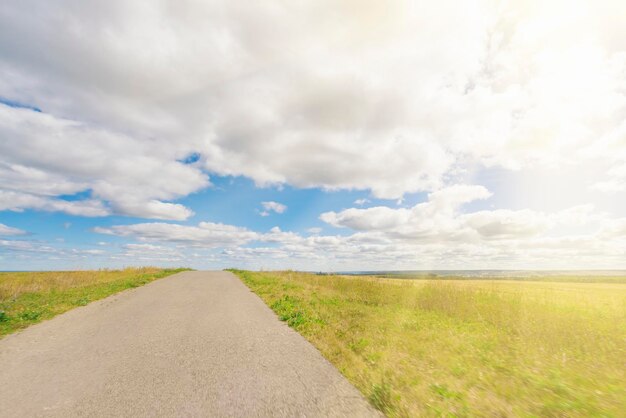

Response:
(369, 272), (626, 284)
(0, 268), (188, 338)
(230, 270), (626, 417)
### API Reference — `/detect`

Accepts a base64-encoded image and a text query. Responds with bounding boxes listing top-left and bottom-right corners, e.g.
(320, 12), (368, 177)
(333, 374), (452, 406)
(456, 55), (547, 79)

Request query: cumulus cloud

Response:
(600, 218), (626, 239)
(319, 186), (620, 252)
(94, 222), (259, 247)
(0, 223), (26, 236)
(0, 105), (207, 220)
(0, 190), (109, 217)
(71, 248), (106, 256)
(90, 200), (626, 270)
(321, 185), (493, 239)
(592, 163), (626, 193)
(259, 201), (287, 216)
(462, 210), (550, 240)
(120, 243), (185, 261)
(0, 0), (624, 211)
(0, 238), (114, 269)
(0, 239), (57, 254)
(0, 0), (624, 269)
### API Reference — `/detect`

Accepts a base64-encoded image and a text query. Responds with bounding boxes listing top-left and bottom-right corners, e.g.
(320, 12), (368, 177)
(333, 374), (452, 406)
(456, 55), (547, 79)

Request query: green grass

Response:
(229, 269), (626, 417)
(0, 267), (189, 338)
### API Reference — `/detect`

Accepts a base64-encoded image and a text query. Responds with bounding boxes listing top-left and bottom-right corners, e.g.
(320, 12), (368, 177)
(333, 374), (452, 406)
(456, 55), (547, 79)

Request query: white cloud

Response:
(0, 223), (26, 236)
(94, 221), (259, 248)
(462, 210), (550, 240)
(0, 239), (57, 254)
(89, 197), (626, 270)
(321, 185), (492, 239)
(0, 0), (624, 269)
(592, 163), (626, 193)
(0, 105), (207, 219)
(261, 226), (301, 244)
(319, 187), (622, 260)
(600, 218), (626, 239)
(0, 190), (109, 217)
(113, 200), (194, 221)
(121, 243), (184, 261)
(0, 0), (624, 208)
(71, 248), (105, 256)
(259, 201), (287, 216)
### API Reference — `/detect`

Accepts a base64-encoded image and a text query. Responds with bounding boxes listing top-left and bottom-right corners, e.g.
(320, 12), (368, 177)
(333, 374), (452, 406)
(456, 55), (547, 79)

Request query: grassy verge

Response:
(0, 267), (189, 337)
(229, 269), (626, 417)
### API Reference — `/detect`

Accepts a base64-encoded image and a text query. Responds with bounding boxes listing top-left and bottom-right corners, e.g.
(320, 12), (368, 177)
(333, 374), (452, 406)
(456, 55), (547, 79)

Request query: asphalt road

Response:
(0, 271), (380, 417)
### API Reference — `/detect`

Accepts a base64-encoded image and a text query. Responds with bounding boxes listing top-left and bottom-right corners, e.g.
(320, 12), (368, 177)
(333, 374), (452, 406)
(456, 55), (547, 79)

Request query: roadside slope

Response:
(0, 268), (187, 337)
(0, 271), (379, 417)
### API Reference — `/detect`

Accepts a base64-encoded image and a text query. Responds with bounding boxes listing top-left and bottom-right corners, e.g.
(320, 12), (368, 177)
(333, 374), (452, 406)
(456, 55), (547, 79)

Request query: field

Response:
(230, 270), (626, 417)
(364, 271), (626, 284)
(0, 268), (188, 337)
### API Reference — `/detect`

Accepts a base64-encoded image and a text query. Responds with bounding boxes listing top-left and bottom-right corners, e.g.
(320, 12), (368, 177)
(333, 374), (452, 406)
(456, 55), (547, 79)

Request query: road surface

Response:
(0, 271), (380, 417)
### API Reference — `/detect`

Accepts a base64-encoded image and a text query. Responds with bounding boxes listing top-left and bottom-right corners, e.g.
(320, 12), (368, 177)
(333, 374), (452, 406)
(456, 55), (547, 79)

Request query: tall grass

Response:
(0, 267), (189, 337)
(231, 270), (626, 417)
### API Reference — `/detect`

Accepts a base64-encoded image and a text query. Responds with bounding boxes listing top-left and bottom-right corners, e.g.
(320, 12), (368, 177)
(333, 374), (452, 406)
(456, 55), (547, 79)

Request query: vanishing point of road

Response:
(0, 271), (380, 417)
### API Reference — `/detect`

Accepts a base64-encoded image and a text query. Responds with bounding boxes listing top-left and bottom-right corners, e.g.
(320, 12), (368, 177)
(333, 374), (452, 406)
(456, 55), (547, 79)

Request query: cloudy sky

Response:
(1, 0), (625, 271)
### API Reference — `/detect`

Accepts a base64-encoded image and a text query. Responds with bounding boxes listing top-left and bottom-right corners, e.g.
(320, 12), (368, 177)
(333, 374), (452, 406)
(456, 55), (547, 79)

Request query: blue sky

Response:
(0, 174), (440, 270)
(0, 0), (625, 270)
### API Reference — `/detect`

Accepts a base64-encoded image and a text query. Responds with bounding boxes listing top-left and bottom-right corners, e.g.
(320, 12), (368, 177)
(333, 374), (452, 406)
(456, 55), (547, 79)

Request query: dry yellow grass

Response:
(0, 268), (164, 299)
(232, 270), (626, 417)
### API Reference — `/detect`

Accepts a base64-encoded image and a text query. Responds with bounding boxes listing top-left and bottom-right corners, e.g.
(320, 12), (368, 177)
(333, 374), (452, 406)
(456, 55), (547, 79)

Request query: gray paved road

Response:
(0, 271), (380, 417)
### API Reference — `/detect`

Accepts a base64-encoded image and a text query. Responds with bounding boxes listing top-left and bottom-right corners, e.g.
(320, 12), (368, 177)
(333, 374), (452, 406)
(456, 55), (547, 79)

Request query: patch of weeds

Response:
(320, 297), (341, 306)
(18, 310), (42, 321)
(430, 383), (464, 401)
(369, 382), (395, 414)
(366, 351), (382, 365)
(312, 317), (327, 326)
(287, 310), (308, 327)
(75, 297), (90, 306)
(271, 296), (310, 329)
(349, 338), (369, 354)
(282, 282), (301, 291)
(451, 364), (467, 377)
(0, 311), (9, 322)
(429, 384), (469, 417)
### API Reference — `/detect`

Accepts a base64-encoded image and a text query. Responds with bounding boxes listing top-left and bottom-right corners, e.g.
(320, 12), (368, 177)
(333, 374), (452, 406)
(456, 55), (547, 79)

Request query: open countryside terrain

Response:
(349, 270), (626, 283)
(0, 268), (188, 337)
(0, 271), (378, 417)
(231, 270), (626, 417)
(1, 1), (625, 417)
